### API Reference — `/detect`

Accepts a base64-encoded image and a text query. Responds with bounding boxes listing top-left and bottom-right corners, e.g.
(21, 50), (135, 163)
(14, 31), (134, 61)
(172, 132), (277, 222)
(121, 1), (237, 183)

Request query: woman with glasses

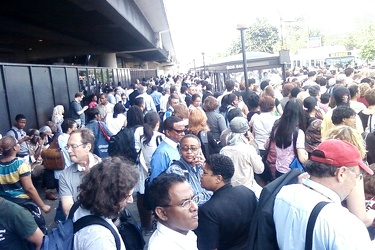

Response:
(0, 135), (50, 213)
(166, 134), (212, 205)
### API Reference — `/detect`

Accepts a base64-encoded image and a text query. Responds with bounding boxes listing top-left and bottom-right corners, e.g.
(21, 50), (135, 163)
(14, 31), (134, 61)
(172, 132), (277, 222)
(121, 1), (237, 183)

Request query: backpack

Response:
(198, 130), (210, 159)
(108, 126), (140, 163)
(118, 208), (145, 250)
(41, 202), (121, 250)
(143, 159), (190, 211)
(248, 169), (301, 250)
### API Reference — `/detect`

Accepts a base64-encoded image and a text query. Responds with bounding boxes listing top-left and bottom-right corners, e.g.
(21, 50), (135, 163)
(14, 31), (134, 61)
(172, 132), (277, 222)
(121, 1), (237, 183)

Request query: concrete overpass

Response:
(0, 0), (175, 69)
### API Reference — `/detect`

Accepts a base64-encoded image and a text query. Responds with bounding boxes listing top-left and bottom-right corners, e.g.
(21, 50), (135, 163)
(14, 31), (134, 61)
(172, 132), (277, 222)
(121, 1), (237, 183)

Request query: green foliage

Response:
(245, 18), (279, 53)
(227, 18), (279, 55)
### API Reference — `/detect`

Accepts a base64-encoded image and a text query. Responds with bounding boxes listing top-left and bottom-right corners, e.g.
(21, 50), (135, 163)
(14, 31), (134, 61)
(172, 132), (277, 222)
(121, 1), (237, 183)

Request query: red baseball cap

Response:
(310, 139), (373, 175)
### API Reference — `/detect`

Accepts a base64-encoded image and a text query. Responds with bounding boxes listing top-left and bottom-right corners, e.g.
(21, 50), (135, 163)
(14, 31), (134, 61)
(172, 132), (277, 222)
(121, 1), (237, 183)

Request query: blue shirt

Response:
(151, 91), (162, 106)
(166, 158), (212, 205)
(150, 138), (180, 181)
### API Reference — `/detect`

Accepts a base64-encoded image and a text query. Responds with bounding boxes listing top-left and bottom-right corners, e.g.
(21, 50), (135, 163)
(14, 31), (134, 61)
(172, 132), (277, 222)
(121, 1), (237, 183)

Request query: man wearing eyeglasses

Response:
(195, 154), (257, 250)
(58, 128), (101, 216)
(166, 134), (212, 205)
(147, 173), (199, 250)
(274, 139), (375, 249)
(150, 116), (185, 182)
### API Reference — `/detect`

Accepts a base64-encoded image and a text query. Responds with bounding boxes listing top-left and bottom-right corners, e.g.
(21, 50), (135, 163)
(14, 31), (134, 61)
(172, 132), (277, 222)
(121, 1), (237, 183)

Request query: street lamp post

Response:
(237, 24), (249, 94)
(201, 52), (206, 78)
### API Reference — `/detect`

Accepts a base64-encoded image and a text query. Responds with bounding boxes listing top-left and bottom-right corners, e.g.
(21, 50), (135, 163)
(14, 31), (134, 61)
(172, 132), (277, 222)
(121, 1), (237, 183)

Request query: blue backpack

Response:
(41, 202), (121, 250)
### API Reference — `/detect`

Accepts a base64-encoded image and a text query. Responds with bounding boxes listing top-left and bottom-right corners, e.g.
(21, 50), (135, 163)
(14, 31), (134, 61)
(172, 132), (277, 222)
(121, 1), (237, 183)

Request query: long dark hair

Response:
(143, 111), (160, 146)
(126, 106), (144, 128)
(274, 98), (306, 148)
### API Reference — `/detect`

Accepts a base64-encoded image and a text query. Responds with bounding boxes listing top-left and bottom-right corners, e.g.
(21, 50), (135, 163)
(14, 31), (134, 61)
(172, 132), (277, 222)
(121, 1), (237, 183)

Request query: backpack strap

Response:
(74, 215), (121, 250)
(170, 160), (190, 181)
(156, 135), (163, 147)
(10, 128), (19, 140)
(199, 130), (210, 156)
(305, 201), (329, 250)
(292, 127), (299, 156)
(67, 200), (82, 220)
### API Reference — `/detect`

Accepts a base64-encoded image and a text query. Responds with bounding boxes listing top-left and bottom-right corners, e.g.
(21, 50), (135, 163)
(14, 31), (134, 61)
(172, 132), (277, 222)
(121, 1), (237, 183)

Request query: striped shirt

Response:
(0, 158), (31, 199)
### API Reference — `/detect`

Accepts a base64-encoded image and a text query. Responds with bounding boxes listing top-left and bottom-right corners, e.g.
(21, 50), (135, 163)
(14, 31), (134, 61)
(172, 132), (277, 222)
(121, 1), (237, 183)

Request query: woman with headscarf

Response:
(220, 117), (264, 198)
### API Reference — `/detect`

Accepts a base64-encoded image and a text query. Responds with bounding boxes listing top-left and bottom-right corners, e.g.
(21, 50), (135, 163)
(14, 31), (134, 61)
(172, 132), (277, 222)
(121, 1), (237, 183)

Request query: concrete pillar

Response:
(98, 53), (117, 68)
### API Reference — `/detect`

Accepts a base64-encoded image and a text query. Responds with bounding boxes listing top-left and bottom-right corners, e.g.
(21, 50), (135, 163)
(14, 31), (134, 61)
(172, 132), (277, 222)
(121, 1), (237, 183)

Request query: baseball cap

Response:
(229, 117), (249, 134)
(310, 139), (373, 175)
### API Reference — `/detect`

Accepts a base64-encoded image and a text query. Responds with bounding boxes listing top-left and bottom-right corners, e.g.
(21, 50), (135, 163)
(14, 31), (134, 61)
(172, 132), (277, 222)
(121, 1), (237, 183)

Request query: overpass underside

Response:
(0, 0), (171, 66)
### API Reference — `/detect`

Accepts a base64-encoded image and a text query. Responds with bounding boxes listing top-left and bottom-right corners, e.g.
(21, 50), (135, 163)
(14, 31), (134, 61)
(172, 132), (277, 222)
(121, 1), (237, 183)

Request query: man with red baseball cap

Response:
(274, 139), (375, 249)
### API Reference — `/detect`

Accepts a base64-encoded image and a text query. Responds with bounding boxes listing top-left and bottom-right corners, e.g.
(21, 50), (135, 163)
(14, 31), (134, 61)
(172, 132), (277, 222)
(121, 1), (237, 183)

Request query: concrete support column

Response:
(98, 53), (117, 68)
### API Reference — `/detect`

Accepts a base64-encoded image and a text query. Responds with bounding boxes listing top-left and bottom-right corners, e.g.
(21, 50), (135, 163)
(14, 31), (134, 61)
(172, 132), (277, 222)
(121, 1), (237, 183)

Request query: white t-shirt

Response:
(105, 113), (126, 135)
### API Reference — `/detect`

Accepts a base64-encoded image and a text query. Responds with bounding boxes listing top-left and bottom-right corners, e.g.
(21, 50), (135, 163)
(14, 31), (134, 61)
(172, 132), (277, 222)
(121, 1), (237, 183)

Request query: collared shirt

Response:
(6, 126), (28, 155)
(151, 91), (162, 106)
(59, 153), (101, 201)
(97, 103), (114, 121)
(150, 137), (180, 182)
(166, 158), (212, 205)
(137, 93), (157, 112)
(148, 221), (198, 250)
(274, 179), (375, 250)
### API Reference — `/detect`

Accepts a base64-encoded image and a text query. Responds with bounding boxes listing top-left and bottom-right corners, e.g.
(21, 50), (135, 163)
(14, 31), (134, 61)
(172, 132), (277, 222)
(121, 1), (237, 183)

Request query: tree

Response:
(227, 18), (279, 55)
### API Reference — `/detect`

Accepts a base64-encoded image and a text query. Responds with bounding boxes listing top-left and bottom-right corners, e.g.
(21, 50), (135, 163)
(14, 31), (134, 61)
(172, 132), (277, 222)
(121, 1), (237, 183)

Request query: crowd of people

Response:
(1, 67), (375, 249)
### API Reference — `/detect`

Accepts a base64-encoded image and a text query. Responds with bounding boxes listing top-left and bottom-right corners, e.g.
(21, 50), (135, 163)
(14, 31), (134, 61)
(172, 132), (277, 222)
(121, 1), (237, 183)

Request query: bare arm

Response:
(297, 148), (308, 164)
(346, 179), (375, 227)
(61, 196), (74, 217)
(20, 175), (50, 213)
(26, 227), (44, 250)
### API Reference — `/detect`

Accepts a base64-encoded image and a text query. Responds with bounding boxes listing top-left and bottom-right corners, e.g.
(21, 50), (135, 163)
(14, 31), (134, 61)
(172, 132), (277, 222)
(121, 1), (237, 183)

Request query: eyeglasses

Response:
(172, 128), (185, 134)
(163, 195), (200, 210)
(346, 167), (363, 181)
(202, 172), (215, 177)
(181, 147), (199, 152)
(65, 144), (85, 150)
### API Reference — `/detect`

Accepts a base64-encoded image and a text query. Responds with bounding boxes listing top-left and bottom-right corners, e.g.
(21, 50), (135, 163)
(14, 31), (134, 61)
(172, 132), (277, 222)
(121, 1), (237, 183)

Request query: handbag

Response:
(41, 134), (65, 170)
(290, 127), (305, 172)
(98, 121), (111, 141)
(289, 157), (304, 172)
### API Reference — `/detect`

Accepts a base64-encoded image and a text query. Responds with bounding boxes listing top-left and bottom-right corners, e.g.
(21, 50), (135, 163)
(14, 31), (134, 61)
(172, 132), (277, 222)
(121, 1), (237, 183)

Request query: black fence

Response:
(0, 63), (157, 135)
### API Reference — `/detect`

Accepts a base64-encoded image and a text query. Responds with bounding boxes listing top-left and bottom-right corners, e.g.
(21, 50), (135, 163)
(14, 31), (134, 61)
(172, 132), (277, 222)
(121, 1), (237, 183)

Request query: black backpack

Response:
(108, 126), (140, 163)
(248, 169), (301, 250)
(118, 209), (145, 250)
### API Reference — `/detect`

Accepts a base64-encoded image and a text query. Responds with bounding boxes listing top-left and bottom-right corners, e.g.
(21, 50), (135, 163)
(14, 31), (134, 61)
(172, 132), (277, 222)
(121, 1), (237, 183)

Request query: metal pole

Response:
(239, 28), (249, 95)
(202, 52), (206, 78)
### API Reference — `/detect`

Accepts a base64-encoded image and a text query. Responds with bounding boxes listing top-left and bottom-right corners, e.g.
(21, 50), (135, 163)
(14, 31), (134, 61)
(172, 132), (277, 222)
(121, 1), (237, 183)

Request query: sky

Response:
(164, 0), (375, 67)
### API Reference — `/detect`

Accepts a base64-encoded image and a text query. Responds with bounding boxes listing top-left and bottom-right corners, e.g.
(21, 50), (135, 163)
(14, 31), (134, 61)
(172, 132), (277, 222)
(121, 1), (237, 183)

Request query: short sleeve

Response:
(296, 129), (305, 149)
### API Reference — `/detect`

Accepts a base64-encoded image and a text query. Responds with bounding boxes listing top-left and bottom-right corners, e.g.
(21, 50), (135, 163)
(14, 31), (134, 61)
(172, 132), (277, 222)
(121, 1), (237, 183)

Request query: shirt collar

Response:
(302, 178), (341, 203)
(76, 153), (100, 172)
(164, 137), (179, 149)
